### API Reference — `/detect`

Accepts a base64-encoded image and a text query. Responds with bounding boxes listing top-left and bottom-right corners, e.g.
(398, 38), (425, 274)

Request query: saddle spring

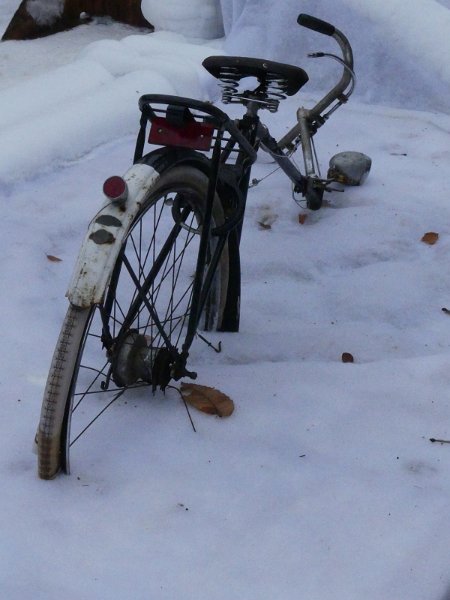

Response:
(218, 66), (241, 103)
(218, 67), (289, 112)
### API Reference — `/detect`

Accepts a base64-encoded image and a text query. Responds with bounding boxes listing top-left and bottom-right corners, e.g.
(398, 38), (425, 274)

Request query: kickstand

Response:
(197, 332), (222, 353)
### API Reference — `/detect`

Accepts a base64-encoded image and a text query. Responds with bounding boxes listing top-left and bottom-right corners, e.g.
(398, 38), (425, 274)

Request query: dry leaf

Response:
(257, 208), (278, 230)
(257, 221), (272, 230)
(46, 254), (62, 262)
(342, 352), (354, 363)
(180, 383), (234, 417)
(421, 232), (439, 245)
(298, 214), (308, 225)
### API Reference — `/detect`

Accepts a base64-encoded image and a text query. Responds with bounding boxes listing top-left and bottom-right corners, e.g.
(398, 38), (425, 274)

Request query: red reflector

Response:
(149, 116), (214, 151)
(103, 176), (127, 200)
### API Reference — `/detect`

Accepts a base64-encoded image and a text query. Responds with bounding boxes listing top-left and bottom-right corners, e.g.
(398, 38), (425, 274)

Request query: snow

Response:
(0, 27), (221, 184)
(1, 1), (450, 599)
(219, 0), (450, 114)
(141, 0), (224, 39)
(25, 0), (64, 26)
(0, 19), (149, 89)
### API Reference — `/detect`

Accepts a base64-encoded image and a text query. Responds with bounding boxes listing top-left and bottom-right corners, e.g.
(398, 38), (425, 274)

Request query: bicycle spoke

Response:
(69, 388), (127, 447)
(121, 253), (177, 354)
(73, 359), (110, 412)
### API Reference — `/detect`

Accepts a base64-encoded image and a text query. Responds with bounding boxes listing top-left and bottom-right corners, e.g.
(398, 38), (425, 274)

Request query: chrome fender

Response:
(67, 163), (159, 308)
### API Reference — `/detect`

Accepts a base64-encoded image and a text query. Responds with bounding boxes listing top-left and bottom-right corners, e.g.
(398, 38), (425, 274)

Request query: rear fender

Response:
(67, 163), (159, 308)
(140, 146), (211, 177)
(67, 147), (243, 331)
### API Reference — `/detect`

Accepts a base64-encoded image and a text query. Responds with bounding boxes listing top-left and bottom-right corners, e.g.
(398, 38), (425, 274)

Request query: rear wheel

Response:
(37, 166), (230, 479)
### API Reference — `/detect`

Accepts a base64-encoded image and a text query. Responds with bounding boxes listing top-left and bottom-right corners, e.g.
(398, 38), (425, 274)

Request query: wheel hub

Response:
(111, 330), (153, 387)
(110, 330), (176, 390)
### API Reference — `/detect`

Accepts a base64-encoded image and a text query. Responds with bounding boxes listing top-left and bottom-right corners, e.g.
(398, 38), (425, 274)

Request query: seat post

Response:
(245, 101), (261, 118)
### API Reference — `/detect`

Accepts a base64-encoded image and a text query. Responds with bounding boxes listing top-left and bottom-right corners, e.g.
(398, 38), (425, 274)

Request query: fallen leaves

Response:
(421, 232), (439, 245)
(341, 352), (354, 363)
(298, 214), (308, 225)
(46, 254), (62, 262)
(257, 206), (278, 230)
(257, 220), (272, 230)
(180, 383), (234, 417)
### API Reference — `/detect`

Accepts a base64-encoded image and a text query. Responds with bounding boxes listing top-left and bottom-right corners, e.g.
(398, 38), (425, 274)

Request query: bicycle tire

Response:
(37, 166), (230, 479)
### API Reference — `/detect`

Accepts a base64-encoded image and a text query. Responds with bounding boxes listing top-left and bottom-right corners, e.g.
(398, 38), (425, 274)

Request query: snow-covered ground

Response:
(2, 2), (450, 599)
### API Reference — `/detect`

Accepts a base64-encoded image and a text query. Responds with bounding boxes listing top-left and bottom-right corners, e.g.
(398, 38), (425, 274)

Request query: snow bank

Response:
(1, 0), (449, 187)
(0, 70), (174, 183)
(219, 0), (450, 113)
(137, 0), (450, 113)
(344, 0), (450, 82)
(141, 0), (224, 39)
(0, 32), (221, 185)
(25, 0), (63, 25)
(0, 60), (113, 131)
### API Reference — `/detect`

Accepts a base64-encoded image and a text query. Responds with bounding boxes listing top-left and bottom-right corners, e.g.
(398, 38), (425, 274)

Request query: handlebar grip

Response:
(297, 14), (335, 36)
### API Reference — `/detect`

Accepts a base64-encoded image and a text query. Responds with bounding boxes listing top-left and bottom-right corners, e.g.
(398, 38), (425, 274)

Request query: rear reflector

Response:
(149, 116), (214, 151)
(103, 176), (128, 203)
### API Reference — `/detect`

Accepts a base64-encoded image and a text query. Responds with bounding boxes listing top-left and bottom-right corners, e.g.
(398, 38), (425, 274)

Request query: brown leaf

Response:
(180, 383), (234, 417)
(341, 352), (354, 363)
(46, 254), (62, 262)
(298, 214), (308, 225)
(421, 232), (439, 245)
(257, 221), (272, 230)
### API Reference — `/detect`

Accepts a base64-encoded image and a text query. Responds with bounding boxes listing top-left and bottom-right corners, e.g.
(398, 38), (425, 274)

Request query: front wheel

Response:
(37, 166), (232, 479)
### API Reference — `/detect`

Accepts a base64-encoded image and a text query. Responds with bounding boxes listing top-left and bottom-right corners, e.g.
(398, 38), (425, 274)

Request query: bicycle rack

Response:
(135, 94), (256, 165)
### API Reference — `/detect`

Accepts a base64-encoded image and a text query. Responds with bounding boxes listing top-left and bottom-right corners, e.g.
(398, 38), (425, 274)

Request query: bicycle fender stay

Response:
(67, 163), (159, 308)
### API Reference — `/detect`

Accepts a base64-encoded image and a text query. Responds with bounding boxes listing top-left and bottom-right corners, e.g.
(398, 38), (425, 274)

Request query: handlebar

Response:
(277, 14), (354, 149)
(297, 14), (335, 37)
(302, 14), (354, 116)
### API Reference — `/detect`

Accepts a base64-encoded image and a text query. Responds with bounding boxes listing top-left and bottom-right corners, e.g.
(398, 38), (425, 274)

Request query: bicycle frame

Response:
(270, 15), (355, 207)
(203, 13), (357, 211)
(84, 13), (358, 381)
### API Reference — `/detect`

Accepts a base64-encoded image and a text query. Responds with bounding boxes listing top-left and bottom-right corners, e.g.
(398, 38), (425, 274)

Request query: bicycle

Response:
(36, 14), (371, 479)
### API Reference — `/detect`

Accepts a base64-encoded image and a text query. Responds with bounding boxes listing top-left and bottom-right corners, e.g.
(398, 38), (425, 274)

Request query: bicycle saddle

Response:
(203, 56), (309, 97)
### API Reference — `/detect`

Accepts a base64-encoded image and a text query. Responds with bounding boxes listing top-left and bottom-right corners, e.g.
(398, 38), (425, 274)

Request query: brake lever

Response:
(307, 52), (356, 97)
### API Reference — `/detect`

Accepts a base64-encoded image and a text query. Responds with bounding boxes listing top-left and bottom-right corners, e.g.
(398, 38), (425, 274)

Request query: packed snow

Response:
(25, 0), (64, 26)
(142, 0), (224, 39)
(217, 0), (450, 113)
(0, 27), (220, 184)
(1, 1), (450, 599)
